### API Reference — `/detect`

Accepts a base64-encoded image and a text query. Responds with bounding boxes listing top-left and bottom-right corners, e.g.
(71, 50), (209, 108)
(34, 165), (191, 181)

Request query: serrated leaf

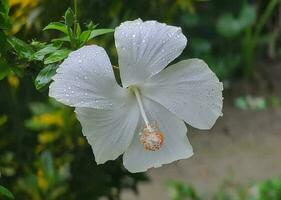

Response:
(0, 185), (14, 199)
(44, 49), (71, 64)
(35, 64), (58, 90)
(31, 44), (60, 61)
(43, 22), (68, 34)
(7, 36), (34, 59)
(88, 29), (114, 41)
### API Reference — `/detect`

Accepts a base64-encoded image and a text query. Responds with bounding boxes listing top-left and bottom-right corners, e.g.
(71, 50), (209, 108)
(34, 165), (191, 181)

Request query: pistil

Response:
(132, 87), (152, 131)
(132, 87), (164, 151)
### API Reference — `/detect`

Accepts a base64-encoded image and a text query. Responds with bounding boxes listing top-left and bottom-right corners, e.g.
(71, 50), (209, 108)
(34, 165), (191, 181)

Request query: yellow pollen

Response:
(140, 124), (164, 151)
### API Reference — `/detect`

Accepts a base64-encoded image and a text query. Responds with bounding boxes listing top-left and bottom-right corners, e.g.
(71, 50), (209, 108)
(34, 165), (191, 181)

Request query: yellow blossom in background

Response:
(38, 131), (58, 144)
(7, 74), (19, 88)
(33, 113), (64, 127)
(37, 169), (48, 191)
(77, 136), (86, 146)
(9, 0), (38, 33)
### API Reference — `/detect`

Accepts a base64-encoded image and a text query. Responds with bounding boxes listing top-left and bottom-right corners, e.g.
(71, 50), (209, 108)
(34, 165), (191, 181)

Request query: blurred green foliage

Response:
(0, 185), (14, 199)
(167, 177), (281, 200)
(1, 0), (281, 199)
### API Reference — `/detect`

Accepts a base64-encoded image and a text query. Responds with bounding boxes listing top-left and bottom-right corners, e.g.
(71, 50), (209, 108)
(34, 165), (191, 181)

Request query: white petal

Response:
(75, 96), (139, 164)
(115, 19), (187, 87)
(123, 97), (193, 173)
(49, 45), (127, 109)
(141, 59), (223, 130)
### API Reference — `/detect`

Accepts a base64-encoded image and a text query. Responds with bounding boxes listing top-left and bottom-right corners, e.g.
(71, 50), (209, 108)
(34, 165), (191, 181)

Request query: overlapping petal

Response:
(123, 97), (193, 173)
(115, 19), (187, 87)
(75, 95), (139, 164)
(49, 45), (127, 109)
(141, 59), (223, 130)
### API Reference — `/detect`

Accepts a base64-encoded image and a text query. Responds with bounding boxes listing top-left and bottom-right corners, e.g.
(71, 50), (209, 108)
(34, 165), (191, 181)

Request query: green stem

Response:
(254, 0), (280, 42)
(73, 0), (78, 35)
(243, 0), (280, 78)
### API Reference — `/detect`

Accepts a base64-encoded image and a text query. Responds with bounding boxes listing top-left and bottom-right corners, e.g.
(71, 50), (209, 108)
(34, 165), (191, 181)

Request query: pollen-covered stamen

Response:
(140, 123), (164, 151)
(132, 87), (164, 151)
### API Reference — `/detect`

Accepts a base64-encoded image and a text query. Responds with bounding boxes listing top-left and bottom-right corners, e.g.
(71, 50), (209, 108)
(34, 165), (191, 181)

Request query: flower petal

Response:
(115, 19), (187, 87)
(75, 96), (139, 164)
(49, 45), (127, 109)
(123, 97), (193, 173)
(141, 59), (223, 130)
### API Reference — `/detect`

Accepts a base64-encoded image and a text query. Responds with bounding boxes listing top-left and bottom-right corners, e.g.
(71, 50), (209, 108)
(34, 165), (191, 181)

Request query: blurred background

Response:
(0, 0), (281, 199)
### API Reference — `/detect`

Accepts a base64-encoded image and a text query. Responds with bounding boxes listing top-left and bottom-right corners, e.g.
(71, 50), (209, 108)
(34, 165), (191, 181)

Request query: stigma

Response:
(140, 123), (164, 151)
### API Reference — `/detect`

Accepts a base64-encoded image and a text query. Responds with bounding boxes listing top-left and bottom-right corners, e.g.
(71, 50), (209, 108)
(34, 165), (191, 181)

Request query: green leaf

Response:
(0, 185), (15, 199)
(88, 29), (114, 41)
(79, 30), (91, 44)
(51, 36), (71, 43)
(31, 44), (60, 61)
(76, 22), (81, 37)
(0, 31), (7, 54)
(65, 8), (74, 28)
(35, 64), (58, 90)
(0, 13), (11, 30)
(86, 21), (98, 30)
(0, 58), (10, 80)
(44, 49), (71, 64)
(239, 4), (256, 27)
(216, 14), (242, 38)
(216, 4), (257, 38)
(30, 40), (46, 50)
(0, 0), (9, 15)
(7, 36), (34, 59)
(41, 151), (55, 179)
(0, 0), (11, 30)
(43, 22), (68, 34)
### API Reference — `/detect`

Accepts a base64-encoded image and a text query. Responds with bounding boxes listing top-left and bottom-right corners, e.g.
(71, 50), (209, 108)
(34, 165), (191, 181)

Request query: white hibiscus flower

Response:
(49, 19), (223, 173)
